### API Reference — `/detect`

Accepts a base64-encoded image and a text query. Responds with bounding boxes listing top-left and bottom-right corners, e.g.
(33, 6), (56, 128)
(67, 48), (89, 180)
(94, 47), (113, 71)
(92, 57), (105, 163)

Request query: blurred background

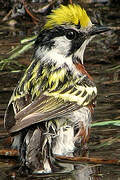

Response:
(0, 0), (120, 179)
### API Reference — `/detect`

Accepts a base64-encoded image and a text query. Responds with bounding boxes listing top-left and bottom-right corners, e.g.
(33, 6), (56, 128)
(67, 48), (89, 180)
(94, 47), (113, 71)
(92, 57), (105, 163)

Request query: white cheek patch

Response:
(35, 34), (93, 72)
(53, 36), (71, 56)
(35, 41), (78, 73)
(35, 34), (72, 56)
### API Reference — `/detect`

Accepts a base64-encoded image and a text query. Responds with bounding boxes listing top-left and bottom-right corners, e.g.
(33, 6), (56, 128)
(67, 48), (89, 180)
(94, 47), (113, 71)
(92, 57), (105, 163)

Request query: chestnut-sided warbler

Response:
(4, 4), (109, 173)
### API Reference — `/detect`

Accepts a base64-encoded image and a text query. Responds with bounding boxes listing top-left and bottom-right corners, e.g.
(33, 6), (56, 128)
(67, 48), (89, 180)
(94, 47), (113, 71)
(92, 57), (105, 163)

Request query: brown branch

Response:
(1, 149), (120, 166)
(24, 7), (39, 24)
(22, 0), (39, 24)
(2, 9), (12, 21)
(55, 156), (120, 166)
(0, 149), (19, 157)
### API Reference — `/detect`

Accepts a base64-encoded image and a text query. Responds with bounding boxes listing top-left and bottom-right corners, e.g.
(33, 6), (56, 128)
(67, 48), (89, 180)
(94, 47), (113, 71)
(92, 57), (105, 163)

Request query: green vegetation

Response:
(0, 36), (36, 71)
(92, 120), (120, 127)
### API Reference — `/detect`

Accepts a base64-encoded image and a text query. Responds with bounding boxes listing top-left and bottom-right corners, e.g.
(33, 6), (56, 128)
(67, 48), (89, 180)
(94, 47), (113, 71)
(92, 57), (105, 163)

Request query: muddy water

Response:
(0, 3), (120, 180)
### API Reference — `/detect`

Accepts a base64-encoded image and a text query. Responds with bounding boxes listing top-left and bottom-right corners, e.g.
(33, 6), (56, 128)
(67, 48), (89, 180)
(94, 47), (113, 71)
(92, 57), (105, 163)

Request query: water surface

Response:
(0, 3), (120, 180)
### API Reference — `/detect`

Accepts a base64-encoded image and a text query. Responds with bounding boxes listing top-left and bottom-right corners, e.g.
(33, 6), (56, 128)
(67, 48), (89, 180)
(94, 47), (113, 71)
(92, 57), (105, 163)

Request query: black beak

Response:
(89, 25), (111, 36)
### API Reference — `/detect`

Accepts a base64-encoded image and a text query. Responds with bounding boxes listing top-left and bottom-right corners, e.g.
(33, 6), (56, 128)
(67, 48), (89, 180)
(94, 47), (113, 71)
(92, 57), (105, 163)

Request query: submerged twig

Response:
(55, 156), (120, 166)
(1, 149), (120, 166)
(0, 149), (18, 157)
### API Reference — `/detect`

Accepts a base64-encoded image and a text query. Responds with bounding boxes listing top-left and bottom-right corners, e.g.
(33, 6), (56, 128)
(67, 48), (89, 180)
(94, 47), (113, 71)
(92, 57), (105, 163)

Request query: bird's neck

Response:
(35, 46), (93, 81)
(74, 62), (93, 81)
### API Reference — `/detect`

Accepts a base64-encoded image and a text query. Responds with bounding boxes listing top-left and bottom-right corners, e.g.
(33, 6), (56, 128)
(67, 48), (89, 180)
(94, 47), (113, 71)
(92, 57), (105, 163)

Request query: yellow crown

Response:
(44, 4), (91, 29)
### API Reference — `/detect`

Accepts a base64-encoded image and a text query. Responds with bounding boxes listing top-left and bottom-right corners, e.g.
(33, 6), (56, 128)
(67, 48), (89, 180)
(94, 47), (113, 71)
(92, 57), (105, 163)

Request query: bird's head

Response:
(35, 4), (109, 70)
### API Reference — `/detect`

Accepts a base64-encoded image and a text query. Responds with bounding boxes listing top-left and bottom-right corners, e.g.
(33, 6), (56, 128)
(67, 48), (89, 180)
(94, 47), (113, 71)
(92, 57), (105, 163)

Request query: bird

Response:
(4, 4), (110, 174)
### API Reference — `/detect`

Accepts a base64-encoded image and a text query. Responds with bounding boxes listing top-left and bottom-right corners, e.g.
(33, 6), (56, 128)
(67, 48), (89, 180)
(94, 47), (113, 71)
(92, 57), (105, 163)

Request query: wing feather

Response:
(4, 61), (97, 134)
(10, 97), (80, 133)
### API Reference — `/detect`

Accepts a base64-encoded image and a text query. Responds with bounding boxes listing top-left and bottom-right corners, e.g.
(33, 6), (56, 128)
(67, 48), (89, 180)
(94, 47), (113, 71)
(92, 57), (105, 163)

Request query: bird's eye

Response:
(65, 30), (77, 40)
